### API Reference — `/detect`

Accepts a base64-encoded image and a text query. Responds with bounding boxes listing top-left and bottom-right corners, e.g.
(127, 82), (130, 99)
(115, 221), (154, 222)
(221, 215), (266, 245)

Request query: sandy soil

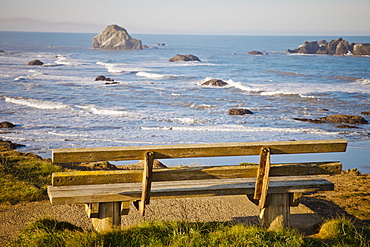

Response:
(0, 171), (369, 246)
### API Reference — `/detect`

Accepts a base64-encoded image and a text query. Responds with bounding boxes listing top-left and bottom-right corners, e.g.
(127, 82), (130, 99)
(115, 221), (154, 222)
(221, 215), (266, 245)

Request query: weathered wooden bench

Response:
(47, 139), (347, 232)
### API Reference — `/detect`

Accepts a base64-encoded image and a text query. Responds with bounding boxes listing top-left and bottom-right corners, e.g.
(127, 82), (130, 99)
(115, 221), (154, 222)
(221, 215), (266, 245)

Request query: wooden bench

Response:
(47, 139), (347, 232)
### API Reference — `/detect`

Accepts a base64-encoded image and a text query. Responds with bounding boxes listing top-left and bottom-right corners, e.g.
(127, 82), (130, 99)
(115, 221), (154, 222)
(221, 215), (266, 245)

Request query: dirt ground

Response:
(0, 171), (369, 246)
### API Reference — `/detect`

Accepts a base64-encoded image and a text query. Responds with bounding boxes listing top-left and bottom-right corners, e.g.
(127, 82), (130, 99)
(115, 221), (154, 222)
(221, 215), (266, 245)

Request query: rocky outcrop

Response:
(353, 43), (370, 56)
(287, 38), (370, 56)
(92, 25), (142, 50)
(228, 109), (253, 115)
(28, 60), (44, 65)
(0, 140), (25, 150)
(0, 121), (15, 128)
(169, 54), (201, 62)
(95, 75), (114, 82)
(202, 79), (228, 87)
(361, 111), (370, 116)
(248, 51), (263, 55)
(320, 115), (368, 124)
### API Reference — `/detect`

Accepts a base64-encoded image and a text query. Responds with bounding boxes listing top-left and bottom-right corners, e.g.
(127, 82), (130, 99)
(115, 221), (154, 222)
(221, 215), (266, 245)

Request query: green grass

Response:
(0, 148), (62, 204)
(8, 217), (369, 247)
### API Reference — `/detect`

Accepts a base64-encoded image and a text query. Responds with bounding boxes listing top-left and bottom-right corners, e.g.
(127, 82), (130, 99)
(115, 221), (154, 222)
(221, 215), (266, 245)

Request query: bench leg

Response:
(259, 193), (290, 231)
(91, 202), (121, 232)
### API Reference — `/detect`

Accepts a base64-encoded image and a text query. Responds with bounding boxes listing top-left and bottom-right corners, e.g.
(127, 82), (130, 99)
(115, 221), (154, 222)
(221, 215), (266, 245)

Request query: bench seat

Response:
(48, 175), (332, 205)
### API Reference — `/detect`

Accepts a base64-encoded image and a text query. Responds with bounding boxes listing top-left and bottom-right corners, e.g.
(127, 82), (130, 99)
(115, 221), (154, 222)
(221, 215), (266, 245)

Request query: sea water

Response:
(0, 32), (369, 172)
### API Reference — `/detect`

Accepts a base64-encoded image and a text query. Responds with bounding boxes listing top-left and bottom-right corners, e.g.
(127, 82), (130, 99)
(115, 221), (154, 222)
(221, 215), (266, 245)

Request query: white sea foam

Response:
(172, 117), (209, 124)
(97, 61), (148, 74)
(140, 124), (341, 136)
(226, 79), (263, 93)
(76, 105), (130, 116)
(190, 103), (214, 109)
(14, 72), (45, 81)
(354, 78), (370, 85)
(136, 71), (176, 79)
(4, 96), (70, 110)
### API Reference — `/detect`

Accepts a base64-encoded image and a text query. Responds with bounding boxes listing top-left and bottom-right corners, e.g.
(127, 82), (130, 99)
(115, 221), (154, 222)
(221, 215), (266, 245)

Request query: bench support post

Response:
(254, 147), (271, 208)
(91, 202), (121, 232)
(259, 193), (290, 230)
(139, 151), (155, 216)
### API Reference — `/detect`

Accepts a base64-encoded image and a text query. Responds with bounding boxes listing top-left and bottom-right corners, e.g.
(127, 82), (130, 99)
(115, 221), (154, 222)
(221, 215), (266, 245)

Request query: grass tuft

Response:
(0, 149), (62, 204)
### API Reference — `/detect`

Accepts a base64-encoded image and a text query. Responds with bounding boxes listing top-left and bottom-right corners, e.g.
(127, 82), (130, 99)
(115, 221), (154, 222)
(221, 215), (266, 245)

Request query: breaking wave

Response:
(136, 71), (177, 79)
(3, 96), (70, 110)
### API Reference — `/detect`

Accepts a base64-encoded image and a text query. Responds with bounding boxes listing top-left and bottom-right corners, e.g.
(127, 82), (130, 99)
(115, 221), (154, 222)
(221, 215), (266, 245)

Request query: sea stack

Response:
(92, 25), (143, 50)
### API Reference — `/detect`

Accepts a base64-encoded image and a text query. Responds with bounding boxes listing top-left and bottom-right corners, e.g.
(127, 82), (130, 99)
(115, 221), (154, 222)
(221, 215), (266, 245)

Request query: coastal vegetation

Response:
(0, 146), (62, 204)
(7, 217), (370, 246)
(0, 144), (369, 246)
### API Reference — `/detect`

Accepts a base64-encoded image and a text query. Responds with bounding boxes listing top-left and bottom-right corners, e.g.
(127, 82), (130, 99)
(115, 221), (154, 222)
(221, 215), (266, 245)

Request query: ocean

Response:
(1, 31), (369, 172)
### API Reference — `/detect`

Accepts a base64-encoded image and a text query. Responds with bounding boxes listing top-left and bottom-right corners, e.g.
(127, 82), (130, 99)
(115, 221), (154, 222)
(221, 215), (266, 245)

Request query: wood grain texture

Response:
(52, 139), (347, 163)
(48, 175), (334, 205)
(260, 193), (290, 230)
(51, 161), (342, 186)
(139, 151), (154, 216)
(255, 147), (271, 208)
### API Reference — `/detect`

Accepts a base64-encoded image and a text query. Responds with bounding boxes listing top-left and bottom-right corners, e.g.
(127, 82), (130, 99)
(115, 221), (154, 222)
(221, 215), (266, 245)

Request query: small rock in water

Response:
(202, 79), (228, 87)
(320, 115), (368, 124)
(28, 60), (44, 65)
(0, 121), (15, 128)
(169, 54), (201, 62)
(248, 50), (263, 55)
(228, 108), (253, 115)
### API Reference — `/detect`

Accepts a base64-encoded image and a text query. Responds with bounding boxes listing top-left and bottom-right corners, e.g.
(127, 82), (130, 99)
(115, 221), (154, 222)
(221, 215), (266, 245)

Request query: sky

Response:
(0, 0), (369, 35)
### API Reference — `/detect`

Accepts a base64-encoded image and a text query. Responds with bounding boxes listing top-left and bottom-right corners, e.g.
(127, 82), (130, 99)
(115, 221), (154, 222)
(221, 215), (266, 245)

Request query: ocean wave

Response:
(354, 78), (370, 85)
(140, 124), (341, 136)
(97, 61), (148, 74)
(14, 72), (46, 81)
(3, 96), (70, 110)
(226, 79), (263, 93)
(190, 103), (214, 109)
(136, 71), (177, 79)
(76, 105), (130, 116)
(172, 117), (210, 124)
(200, 77), (319, 98)
(266, 70), (307, 77)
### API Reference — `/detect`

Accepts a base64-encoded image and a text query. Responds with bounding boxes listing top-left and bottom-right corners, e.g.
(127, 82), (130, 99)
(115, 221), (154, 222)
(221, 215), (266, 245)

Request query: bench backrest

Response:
(51, 139), (347, 186)
(53, 139), (347, 163)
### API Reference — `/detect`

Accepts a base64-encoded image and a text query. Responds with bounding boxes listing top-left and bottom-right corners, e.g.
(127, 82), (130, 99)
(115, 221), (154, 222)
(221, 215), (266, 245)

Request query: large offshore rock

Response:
(92, 25), (142, 50)
(353, 43), (370, 56)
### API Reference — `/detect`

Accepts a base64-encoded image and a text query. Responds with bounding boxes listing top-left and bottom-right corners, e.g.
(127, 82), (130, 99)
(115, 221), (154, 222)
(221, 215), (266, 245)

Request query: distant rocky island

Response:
(287, 38), (370, 56)
(92, 25), (143, 50)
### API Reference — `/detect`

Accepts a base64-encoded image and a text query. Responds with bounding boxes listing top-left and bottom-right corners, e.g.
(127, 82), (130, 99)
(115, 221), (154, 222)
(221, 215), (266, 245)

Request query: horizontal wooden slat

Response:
(52, 139), (347, 163)
(48, 175), (334, 205)
(52, 161), (342, 186)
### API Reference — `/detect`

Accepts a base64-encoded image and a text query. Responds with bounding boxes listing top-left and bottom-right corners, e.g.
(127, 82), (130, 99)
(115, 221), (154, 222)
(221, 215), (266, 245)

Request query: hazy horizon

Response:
(1, 0), (369, 36)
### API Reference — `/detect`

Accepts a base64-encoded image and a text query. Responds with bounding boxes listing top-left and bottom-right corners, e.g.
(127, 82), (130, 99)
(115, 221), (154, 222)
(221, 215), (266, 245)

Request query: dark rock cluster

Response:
(287, 38), (370, 56)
